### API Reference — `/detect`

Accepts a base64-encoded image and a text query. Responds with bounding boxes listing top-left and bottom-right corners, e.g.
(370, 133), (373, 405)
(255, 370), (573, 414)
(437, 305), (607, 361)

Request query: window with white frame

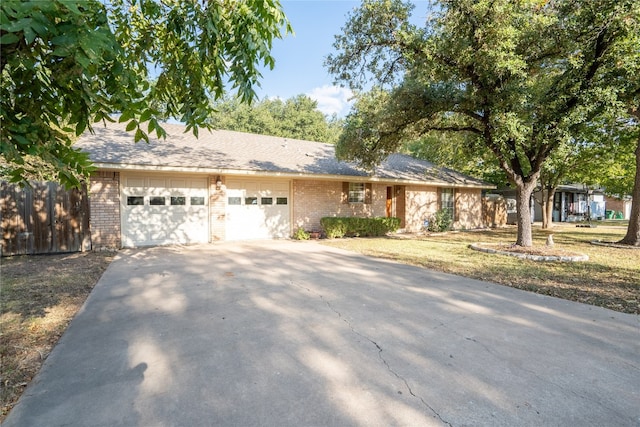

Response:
(440, 188), (455, 218)
(348, 182), (365, 203)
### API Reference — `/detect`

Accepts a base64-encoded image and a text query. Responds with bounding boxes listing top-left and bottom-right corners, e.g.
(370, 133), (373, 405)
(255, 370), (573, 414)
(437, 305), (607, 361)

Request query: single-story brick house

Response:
(76, 121), (494, 249)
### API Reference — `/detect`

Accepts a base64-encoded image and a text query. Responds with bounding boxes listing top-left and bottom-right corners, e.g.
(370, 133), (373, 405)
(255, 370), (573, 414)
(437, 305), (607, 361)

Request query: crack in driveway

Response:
(292, 280), (453, 426)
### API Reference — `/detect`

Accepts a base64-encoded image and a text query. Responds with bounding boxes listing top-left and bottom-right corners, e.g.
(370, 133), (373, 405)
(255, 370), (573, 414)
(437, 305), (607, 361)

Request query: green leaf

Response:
(4, 17), (32, 33)
(147, 118), (156, 133)
(52, 46), (73, 57)
(134, 128), (148, 142)
(23, 26), (37, 44)
(12, 134), (30, 147)
(75, 52), (91, 69)
(119, 110), (134, 122)
(125, 120), (138, 132)
(140, 108), (152, 122)
(51, 34), (75, 47)
(0, 32), (19, 44)
(75, 120), (87, 136)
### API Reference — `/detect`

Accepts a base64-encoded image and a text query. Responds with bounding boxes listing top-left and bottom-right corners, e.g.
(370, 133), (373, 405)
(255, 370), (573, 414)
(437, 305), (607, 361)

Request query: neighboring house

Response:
(492, 184), (607, 224)
(537, 184), (607, 222)
(75, 121), (494, 249)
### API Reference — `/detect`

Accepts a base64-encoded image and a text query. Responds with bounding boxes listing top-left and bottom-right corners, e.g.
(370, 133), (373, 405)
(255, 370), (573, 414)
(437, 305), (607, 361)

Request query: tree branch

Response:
(422, 124), (483, 134)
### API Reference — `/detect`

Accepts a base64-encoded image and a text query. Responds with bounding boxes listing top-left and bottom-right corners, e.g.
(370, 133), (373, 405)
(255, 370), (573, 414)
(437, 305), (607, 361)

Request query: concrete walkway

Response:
(3, 241), (639, 426)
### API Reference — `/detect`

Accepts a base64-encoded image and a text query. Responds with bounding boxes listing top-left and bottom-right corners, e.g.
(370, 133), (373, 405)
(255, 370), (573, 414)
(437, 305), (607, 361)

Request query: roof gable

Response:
(75, 121), (492, 188)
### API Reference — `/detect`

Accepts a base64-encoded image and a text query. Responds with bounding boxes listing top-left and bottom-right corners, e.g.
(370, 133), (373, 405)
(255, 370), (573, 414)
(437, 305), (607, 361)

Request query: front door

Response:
(386, 186), (393, 217)
(394, 185), (406, 228)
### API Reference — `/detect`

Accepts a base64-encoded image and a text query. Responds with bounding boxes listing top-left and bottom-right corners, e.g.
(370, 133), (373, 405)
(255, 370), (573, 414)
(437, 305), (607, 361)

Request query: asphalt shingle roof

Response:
(75, 120), (492, 188)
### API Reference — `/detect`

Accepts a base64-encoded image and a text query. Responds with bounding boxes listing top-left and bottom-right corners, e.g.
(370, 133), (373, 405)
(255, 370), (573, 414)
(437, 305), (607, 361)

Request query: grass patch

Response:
(0, 251), (114, 420)
(321, 224), (639, 315)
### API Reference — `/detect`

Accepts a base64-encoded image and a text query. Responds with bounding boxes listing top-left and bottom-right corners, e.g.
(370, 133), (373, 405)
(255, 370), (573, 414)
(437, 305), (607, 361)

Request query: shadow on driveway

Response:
(4, 241), (639, 426)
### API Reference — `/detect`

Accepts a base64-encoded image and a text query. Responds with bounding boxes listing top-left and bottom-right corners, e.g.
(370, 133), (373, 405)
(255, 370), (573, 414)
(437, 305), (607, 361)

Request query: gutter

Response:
(92, 162), (496, 190)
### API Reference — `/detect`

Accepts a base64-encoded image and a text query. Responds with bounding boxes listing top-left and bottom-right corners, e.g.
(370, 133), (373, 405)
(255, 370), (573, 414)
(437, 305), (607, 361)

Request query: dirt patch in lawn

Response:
(0, 251), (114, 421)
(486, 244), (583, 257)
(471, 243), (588, 261)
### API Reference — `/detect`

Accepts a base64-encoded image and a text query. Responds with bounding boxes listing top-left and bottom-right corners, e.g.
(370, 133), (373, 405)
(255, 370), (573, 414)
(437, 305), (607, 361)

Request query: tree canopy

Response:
(1, 0), (291, 187)
(326, 0), (640, 246)
(208, 94), (343, 143)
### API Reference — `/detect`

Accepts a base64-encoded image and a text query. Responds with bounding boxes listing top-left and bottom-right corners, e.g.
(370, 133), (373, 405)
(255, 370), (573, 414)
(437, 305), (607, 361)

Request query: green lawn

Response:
(321, 223), (639, 314)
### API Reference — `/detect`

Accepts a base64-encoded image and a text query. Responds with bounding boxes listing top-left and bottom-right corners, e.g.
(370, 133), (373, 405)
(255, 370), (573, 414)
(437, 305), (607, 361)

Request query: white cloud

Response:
(307, 85), (354, 117)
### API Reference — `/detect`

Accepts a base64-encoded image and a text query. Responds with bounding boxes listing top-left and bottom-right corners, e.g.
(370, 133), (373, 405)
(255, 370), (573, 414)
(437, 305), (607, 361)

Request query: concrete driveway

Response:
(4, 241), (639, 426)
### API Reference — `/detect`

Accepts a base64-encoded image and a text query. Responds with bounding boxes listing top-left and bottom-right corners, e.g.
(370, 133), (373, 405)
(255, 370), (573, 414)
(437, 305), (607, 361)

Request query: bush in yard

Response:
(293, 228), (310, 240)
(320, 217), (348, 238)
(427, 209), (453, 232)
(321, 217), (400, 238)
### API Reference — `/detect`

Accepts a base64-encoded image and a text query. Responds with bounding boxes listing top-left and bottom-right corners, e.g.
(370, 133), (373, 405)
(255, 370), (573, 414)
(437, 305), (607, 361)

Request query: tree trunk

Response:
(545, 190), (555, 228)
(515, 181), (537, 247)
(540, 187), (556, 229)
(619, 136), (640, 246)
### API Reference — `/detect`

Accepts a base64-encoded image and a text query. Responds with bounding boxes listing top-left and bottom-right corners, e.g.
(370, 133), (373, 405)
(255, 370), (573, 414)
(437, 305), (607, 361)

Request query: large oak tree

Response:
(326, 0), (639, 246)
(620, 106), (640, 245)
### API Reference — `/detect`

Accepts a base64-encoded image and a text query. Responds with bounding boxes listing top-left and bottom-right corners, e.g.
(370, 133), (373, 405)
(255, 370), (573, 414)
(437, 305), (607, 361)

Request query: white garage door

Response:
(121, 175), (209, 247)
(225, 179), (290, 241)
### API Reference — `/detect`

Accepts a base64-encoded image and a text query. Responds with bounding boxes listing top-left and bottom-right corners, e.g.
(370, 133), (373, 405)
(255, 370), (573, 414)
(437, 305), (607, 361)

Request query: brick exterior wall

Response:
(210, 175), (226, 241)
(605, 196), (624, 213)
(454, 188), (484, 229)
(404, 186), (483, 231)
(293, 180), (485, 233)
(404, 185), (439, 232)
(89, 171), (121, 250)
(292, 180), (387, 231)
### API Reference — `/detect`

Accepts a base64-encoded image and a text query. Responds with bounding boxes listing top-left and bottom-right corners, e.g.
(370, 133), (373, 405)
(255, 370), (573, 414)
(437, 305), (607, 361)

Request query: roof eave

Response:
(92, 162), (496, 189)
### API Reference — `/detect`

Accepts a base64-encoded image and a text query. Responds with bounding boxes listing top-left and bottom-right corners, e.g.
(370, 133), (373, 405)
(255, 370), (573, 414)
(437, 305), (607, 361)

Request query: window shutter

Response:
(453, 189), (459, 222)
(437, 188), (442, 210)
(364, 183), (372, 204)
(342, 182), (349, 204)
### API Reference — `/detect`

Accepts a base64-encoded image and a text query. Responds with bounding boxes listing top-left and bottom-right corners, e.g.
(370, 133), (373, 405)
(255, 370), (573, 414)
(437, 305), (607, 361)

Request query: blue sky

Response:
(255, 1), (432, 117)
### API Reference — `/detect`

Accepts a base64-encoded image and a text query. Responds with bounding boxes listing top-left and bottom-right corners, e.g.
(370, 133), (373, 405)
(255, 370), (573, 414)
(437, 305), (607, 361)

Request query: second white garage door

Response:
(225, 179), (290, 240)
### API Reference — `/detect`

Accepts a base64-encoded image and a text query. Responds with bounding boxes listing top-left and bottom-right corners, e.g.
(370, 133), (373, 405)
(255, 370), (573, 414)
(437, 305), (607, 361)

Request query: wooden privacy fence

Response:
(1, 181), (91, 256)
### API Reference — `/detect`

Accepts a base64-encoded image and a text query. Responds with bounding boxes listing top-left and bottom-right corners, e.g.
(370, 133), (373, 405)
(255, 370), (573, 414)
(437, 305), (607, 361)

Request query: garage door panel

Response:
(170, 179), (186, 188)
(244, 182), (259, 192)
(127, 178), (145, 188)
(148, 214), (166, 241)
(121, 207), (147, 246)
(265, 182), (288, 192)
(190, 180), (207, 190)
(263, 207), (290, 238)
(148, 178), (167, 188)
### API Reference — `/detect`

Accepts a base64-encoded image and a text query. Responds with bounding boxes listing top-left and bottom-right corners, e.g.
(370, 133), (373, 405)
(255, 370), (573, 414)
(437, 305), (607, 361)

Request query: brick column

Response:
(210, 175), (226, 241)
(89, 171), (121, 250)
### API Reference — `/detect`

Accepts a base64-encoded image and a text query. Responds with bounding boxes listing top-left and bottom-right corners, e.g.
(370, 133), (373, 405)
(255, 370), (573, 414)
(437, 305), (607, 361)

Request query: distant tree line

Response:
(208, 95), (343, 144)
